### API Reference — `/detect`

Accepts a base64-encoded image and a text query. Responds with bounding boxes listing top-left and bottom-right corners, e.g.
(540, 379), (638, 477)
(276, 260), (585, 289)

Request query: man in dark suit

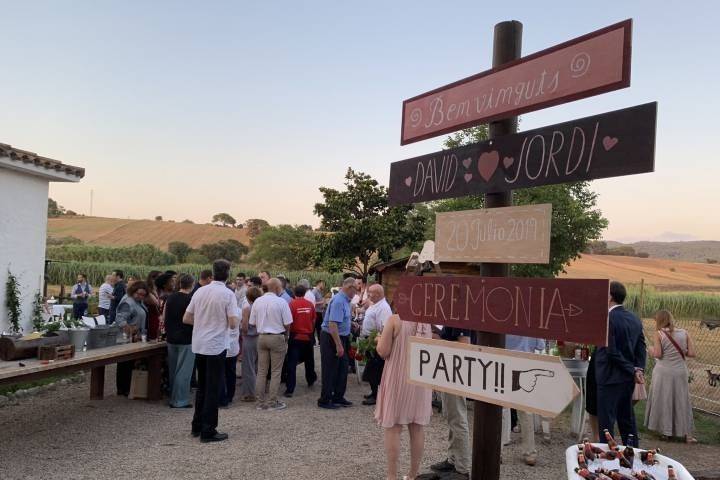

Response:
(594, 281), (646, 447)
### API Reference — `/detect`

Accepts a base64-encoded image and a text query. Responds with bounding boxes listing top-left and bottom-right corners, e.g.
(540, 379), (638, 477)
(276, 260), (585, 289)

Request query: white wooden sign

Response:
(434, 204), (552, 264)
(407, 337), (579, 417)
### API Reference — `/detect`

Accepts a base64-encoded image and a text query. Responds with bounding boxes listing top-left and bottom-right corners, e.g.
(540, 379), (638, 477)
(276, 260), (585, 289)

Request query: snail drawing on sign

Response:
(707, 369), (720, 387)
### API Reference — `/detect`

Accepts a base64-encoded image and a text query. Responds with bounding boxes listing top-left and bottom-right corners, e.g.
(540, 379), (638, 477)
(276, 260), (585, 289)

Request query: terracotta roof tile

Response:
(0, 142), (85, 178)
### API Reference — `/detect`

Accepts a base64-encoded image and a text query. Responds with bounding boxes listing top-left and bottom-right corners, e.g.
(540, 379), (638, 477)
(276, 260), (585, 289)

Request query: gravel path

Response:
(0, 356), (716, 480)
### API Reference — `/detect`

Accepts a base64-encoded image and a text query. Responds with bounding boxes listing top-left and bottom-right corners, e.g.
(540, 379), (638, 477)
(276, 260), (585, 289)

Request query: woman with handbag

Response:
(374, 314), (432, 480)
(644, 309), (697, 443)
(114, 281), (149, 396)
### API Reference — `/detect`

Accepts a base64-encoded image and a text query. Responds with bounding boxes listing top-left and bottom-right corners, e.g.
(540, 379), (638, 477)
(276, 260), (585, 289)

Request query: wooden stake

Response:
(471, 20), (522, 480)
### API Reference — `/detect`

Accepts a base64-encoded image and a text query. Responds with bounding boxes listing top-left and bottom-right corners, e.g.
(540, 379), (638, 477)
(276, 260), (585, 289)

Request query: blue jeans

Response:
(167, 343), (195, 407)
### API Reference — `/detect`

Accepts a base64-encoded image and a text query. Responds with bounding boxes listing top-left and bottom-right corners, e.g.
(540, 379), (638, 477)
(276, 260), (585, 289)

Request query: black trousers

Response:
(116, 360), (134, 395)
(362, 352), (384, 398)
(285, 338), (317, 394)
(314, 312), (324, 344)
(73, 302), (88, 320)
(597, 381), (638, 446)
(219, 354), (237, 406)
(192, 351), (226, 437)
(319, 331), (349, 404)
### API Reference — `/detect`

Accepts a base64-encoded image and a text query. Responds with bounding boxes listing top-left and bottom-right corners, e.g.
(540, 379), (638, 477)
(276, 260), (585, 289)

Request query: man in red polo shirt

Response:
(284, 284), (318, 397)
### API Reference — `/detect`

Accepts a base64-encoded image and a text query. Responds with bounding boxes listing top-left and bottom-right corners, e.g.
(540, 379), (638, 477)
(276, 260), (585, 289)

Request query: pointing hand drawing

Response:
(511, 368), (555, 393)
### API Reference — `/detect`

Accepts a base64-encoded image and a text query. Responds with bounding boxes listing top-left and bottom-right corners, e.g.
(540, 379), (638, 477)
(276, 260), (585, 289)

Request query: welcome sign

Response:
(401, 20), (632, 144)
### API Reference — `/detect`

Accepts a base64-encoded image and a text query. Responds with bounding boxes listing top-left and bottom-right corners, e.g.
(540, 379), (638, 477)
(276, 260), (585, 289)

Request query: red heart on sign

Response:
(462, 157), (472, 169)
(404, 176), (412, 187)
(478, 151), (500, 182)
(464, 173), (472, 183)
(603, 136), (619, 151)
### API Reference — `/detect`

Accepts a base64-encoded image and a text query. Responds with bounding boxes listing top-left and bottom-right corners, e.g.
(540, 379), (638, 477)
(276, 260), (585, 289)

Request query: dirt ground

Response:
(0, 360), (718, 480)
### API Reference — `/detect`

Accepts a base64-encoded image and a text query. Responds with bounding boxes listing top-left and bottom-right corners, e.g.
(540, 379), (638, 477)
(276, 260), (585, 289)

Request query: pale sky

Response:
(1, 1), (718, 241)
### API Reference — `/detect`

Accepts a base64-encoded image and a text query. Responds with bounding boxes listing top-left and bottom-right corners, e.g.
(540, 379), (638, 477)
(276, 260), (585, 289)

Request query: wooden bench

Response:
(0, 342), (166, 401)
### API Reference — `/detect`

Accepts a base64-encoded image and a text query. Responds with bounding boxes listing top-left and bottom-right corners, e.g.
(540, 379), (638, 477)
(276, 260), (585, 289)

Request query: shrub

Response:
(46, 244), (177, 266)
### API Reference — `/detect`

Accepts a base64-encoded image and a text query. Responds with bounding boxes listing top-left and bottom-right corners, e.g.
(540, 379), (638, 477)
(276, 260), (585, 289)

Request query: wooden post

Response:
(639, 278), (645, 318)
(90, 365), (105, 400)
(147, 352), (163, 401)
(471, 20), (522, 480)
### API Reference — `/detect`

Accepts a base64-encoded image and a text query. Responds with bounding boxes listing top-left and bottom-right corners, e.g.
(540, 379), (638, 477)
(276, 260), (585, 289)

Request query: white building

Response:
(0, 143), (84, 333)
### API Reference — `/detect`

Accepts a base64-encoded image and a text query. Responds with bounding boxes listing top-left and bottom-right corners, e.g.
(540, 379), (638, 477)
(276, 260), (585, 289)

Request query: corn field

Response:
(46, 244), (177, 266)
(626, 286), (720, 320)
(47, 260), (344, 289)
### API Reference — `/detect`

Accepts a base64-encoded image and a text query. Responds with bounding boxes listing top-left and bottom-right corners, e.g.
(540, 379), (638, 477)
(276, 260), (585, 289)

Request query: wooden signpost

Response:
(393, 275), (609, 345)
(400, 19), (632, 145)
(389, 102), (657, 206)
(407, 337), (580, 417)
(389, 18), (650, 480)
(435, 204), (551, 264)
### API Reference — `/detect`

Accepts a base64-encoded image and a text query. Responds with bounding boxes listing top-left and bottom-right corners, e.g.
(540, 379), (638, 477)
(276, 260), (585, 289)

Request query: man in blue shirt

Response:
(317, 277), (356, 409)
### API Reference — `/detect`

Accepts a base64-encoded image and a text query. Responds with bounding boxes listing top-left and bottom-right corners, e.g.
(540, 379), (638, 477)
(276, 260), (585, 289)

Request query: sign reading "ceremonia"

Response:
(393, 275), (609, 345)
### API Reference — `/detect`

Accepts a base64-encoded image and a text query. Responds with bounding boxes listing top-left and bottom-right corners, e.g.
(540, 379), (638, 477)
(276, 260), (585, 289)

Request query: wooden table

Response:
(0, 342), (166, 401)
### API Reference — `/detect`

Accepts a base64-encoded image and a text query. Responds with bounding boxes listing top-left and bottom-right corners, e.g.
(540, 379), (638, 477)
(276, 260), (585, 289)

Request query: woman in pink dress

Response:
(375, 314), (432, 480)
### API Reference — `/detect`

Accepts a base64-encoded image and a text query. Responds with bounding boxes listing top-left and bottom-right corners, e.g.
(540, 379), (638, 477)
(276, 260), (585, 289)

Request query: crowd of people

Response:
(68, 269), (700, 478)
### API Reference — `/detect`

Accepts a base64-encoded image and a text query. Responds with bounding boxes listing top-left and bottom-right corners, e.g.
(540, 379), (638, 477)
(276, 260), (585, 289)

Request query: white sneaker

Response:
(267, 401), (287, 411)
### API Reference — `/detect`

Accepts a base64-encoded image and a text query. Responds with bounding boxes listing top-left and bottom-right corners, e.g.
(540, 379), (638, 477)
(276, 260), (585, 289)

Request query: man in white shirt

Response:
(249, 277), (293, 411)
(97, 275), (114, 319)
(183, 259), (239, 443)
(361, 284), (392, 405)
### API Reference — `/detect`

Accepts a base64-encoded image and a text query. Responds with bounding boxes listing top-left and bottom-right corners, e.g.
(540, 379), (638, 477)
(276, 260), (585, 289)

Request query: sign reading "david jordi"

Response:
(393, 275), (609, 345)
(389, 102), (656, 206)
(407, 337), (579, 417)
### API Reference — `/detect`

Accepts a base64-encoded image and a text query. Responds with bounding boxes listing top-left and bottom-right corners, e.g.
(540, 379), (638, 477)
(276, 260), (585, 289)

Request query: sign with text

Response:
(401, 19), (632, 144)
(435, 204), (551, 264)
(394, 275), (609, 345)
(407, 337), (580, 417)
(389, 102), (656, 206)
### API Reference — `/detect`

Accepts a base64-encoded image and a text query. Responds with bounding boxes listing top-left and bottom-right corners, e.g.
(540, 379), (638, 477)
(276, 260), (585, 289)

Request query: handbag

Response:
(632, 381), (647, 401)
(128, 369), (149, 400)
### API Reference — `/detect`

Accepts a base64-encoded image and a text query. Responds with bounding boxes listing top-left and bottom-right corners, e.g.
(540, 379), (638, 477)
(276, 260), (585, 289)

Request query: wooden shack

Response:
(371, 256), (480, 307)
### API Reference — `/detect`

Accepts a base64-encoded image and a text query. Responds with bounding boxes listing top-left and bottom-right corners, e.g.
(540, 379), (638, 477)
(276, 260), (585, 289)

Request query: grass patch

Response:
(0, 376), (62, 396)
(634, 400), (720, 445)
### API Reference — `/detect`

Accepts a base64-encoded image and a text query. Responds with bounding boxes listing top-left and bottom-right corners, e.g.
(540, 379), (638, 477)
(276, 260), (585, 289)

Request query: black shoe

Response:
(362, 397), (376, 406)
(283, 391), (293, 398)
(334, 398), (353, 407)
(363, 393), (374, 399)
(441, 472), (469, 480)
(170, 404), (193, 409)
(200, 432), (228, 443)
(317, 401), (340, 410)
(430, 459), (456, 472)
(191, 431), (201, 438)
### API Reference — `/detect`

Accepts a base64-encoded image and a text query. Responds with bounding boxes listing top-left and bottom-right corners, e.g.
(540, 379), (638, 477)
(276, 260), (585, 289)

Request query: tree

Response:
(249, 225), (317, 270)
(155, 215), (163, 221)
(198, 239), (249, 263)
(313, 168), (426, 279)
(211, 213), (236, 227)
(181, 219), (194, 224)
(424, 125), (608, 278)
(48, 198), (66, 217)
(168, 241), (193, 263)
(245, 218), (270, 238)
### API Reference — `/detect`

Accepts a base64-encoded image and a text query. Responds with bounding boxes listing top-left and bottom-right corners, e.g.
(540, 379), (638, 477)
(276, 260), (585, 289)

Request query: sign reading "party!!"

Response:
(393, 275), (610, 345)
(400, 19), (632, 144)
(389, 102), (656, 206)
(407, 337), (579, 417)
(435, 204), (552, 264)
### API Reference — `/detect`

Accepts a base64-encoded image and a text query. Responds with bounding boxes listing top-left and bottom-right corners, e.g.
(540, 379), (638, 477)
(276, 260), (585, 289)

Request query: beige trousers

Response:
(255, 334), (287, 405)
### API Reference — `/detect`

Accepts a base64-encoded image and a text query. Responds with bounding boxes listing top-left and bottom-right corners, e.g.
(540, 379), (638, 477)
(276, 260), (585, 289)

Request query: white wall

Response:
(0, 168), (49, 333)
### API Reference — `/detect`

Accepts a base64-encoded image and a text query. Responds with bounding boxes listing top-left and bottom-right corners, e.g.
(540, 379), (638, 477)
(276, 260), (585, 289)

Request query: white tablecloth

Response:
(51, 304), (73, 316)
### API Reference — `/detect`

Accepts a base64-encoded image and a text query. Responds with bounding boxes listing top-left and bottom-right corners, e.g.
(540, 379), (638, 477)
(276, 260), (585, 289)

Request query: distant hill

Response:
(562, 254), (720, 291)
(48, 216), (250, 250)
(604, 240), (720, 263)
